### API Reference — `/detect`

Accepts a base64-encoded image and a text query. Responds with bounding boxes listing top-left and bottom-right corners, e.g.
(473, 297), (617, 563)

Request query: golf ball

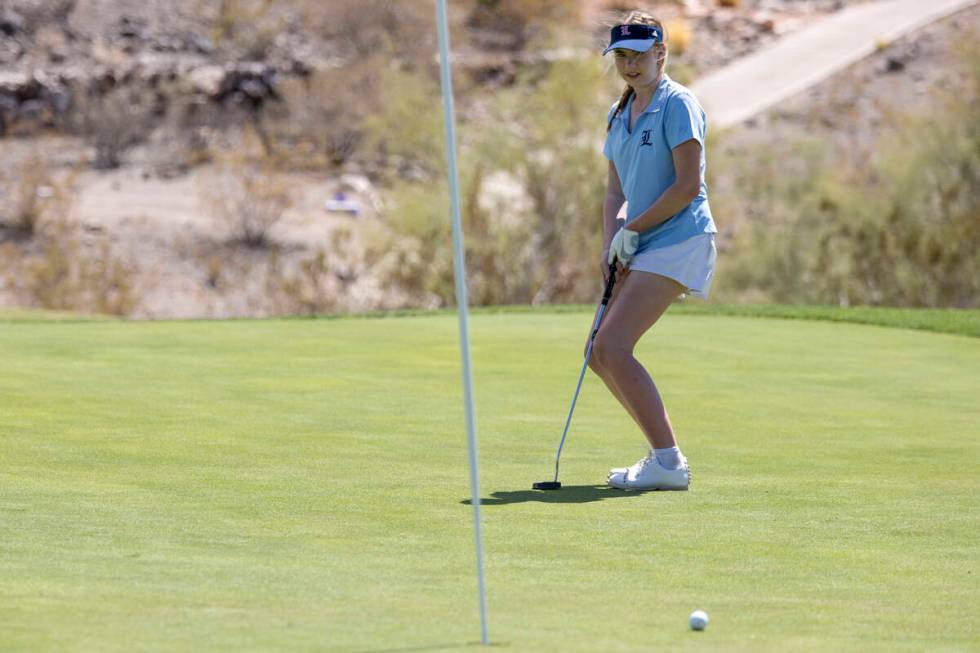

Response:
(689, 610), (708, 631)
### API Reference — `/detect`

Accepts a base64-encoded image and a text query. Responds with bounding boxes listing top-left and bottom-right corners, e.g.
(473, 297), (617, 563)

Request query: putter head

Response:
(532, 481), (561, 490)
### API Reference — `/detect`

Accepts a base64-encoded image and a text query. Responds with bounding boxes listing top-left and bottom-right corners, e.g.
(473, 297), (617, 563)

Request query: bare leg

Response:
(585, 275), (645, 429)
(587, 269), (685, 450)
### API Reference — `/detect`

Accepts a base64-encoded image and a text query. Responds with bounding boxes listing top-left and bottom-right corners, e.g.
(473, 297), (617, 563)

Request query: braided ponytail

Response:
(607, 86), (635, 132)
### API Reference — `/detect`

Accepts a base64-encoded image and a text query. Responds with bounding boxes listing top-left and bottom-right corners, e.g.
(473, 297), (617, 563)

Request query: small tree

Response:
(79, 90), (152, 170)
(206, 157), (293, 248)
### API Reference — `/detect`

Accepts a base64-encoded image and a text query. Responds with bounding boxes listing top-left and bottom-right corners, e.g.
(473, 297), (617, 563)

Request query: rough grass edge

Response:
(272, 304), (980, 339)
(2, 305), (977, 339)
(0, 309), (115, 323)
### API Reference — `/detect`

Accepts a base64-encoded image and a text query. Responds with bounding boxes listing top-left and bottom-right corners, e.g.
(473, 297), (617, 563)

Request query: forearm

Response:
(602, 193), (625, 250)
(626, 182), (697, 234)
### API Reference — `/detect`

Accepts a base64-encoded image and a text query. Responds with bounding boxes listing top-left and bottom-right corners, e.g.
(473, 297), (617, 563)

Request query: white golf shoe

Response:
(607, 452), (690, 491)
(608, 452), (654, 477)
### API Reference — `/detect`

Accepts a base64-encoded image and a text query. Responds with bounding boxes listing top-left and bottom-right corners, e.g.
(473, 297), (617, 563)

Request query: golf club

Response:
(533, 261), (618, 490)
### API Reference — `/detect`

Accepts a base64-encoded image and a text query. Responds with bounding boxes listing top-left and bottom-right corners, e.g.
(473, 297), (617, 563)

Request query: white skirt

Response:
(629, 233), (716, 299)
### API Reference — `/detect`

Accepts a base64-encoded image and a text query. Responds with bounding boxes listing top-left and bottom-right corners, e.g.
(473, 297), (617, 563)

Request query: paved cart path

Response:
(691, 0), (979, 129)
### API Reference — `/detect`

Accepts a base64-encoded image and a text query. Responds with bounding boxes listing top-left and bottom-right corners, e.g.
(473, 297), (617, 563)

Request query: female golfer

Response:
(594, 10), (717, 490)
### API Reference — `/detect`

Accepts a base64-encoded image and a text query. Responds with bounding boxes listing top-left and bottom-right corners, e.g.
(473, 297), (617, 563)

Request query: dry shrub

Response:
(716, 0), (740, 8)
(272, 61), (444, 173)
(212, 0), (282, 59)
(0, 154), (56, 238)
(468, 0), (582, 49)
(76, 89), (153, 170)
(361, 67), (445, 180)
(366, 180), (455, 307)
(3, 217), (138, 316)
(369, 56), (609, 308)
(146, 96), (223, 176)
(301, 0), (437, 68)
(205, 155), (293, 247)
(6, 0), (76, 31)
(665, 18), (691, 56)
(0, 164), (138, 314)
(204, 254), (223, 289)
(266, 247), (335, 315)
(270, 0), (444, 171)
(258, 226), (361, 315)
(271, 65), (375, 169)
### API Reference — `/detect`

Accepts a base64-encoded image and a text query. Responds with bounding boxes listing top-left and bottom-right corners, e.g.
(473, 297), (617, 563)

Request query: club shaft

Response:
(552, 301), (607, 482)
(547, 264), (616, 483)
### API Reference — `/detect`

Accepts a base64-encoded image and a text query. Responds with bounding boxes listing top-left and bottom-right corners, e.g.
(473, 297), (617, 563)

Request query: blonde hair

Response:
(606, 10), (669, 132)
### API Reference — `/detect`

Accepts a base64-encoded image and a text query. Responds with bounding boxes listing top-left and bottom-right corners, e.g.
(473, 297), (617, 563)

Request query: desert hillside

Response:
(1, 0), (975, 317)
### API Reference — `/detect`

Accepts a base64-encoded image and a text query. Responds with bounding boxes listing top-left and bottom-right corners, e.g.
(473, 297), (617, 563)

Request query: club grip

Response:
(601, 262), (617, 303)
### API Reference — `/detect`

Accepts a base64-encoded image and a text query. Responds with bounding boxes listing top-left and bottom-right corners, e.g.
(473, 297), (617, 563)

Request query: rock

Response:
(885, 56), (905, 73)
(282, 56), (312, 77)
(188, 65), (225, 96)
(0, 68), (71, 132)
(338, 174), (382, 212)
(118, 16), (143, 39)
(18, 99), (46, 122)
(47, 86), (70, 116)
(0, 71), (32, 95)
(752, 11), (776, 33)
(238, 78), (267, 100)
(221, 63), (278, 102)
(48, 45), (68, 63)
(0, 9), (26, 36)
(189, 33), (215, 55)
(0, 38), (23, 65)
(186, 63), (279, 107)
(153, 35), (184, 52)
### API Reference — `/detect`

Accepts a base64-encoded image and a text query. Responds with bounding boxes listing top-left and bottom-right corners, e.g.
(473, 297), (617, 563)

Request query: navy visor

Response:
(602, 24), (663, 55)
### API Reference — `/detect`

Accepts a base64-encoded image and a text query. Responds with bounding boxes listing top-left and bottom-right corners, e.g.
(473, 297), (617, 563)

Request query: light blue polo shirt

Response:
(603, 74), (717, 250)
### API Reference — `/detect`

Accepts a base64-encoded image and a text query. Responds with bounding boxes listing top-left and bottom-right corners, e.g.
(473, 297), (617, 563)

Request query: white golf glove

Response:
(607, 226), (639, 266)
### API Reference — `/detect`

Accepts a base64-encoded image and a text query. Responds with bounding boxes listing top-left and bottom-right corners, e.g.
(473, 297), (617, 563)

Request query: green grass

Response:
(316, 304), (980, 339)
(1, 310), (978, 652)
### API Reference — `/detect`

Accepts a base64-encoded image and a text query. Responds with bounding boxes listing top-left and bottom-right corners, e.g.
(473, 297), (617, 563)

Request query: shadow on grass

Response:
(462, 484), (645, 505)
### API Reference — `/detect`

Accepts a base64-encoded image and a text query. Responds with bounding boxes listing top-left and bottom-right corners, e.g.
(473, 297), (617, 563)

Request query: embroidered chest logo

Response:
(640, 129), (653, 146)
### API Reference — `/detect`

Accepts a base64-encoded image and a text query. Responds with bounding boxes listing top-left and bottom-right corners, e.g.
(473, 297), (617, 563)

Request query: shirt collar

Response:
(619, 74), (671, 124)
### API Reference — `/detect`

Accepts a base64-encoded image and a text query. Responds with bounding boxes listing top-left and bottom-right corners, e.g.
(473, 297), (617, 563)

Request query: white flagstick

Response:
(435, 0), (489, 645)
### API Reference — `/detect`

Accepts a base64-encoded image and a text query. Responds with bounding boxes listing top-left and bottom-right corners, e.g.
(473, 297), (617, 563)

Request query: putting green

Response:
(1, 311), (977, 652)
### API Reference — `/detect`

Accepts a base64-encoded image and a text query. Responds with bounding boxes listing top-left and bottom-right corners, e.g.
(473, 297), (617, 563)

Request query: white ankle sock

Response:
(654, 446), (682, 470)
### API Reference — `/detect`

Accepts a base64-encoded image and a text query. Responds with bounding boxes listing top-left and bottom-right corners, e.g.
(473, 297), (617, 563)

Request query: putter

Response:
(533, 262), (618, 490)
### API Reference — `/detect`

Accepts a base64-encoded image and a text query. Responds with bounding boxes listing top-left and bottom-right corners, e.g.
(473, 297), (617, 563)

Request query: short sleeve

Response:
(664, 92), (706, 150)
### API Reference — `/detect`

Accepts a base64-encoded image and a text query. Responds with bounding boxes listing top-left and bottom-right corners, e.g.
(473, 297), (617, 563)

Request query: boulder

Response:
(0, 71), (32, 95)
